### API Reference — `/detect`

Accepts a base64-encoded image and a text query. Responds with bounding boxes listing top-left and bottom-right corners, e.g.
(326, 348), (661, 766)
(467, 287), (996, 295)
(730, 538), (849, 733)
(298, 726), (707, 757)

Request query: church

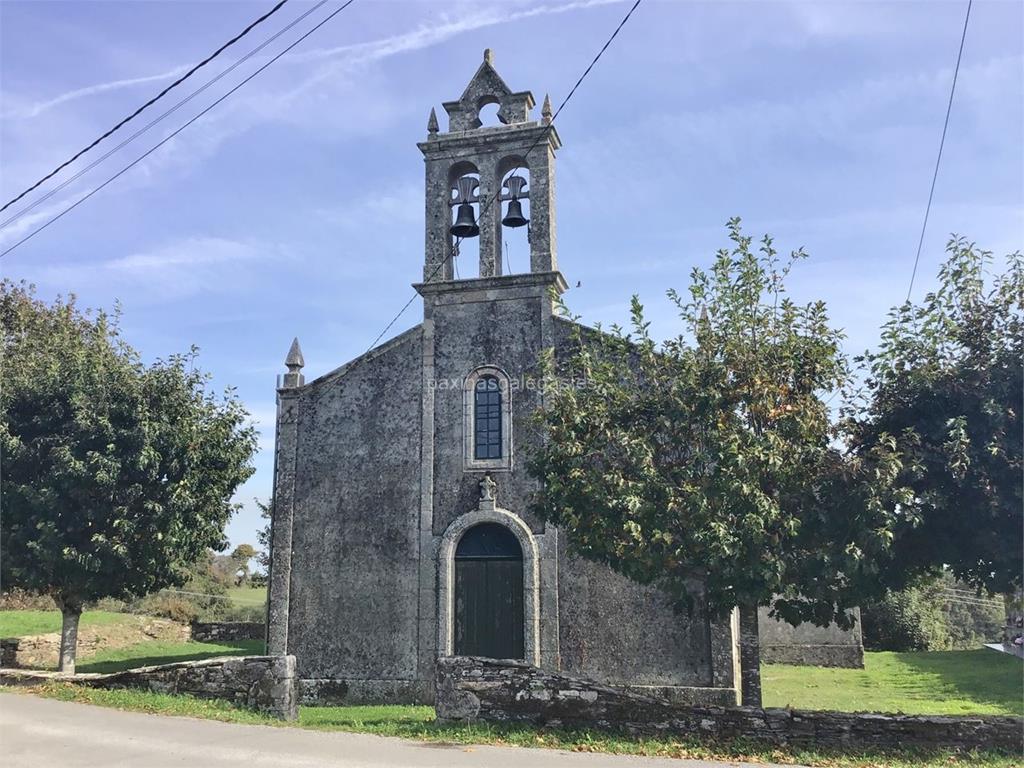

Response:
(266, 52), (858, 706)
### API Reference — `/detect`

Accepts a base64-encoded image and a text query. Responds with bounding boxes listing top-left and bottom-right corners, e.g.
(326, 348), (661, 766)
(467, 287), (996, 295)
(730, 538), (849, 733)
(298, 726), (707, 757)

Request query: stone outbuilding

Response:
(266, 52), (858, 707)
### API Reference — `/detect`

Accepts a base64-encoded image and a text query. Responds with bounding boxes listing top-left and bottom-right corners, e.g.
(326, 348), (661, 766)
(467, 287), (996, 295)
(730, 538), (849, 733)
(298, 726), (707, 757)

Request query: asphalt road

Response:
(0, 692), (804, 768)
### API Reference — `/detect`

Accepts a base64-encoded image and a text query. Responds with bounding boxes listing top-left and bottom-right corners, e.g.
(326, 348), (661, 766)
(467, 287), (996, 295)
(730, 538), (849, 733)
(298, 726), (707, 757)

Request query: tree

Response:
(0, 282), (257, 672)
(230, 544), (257, 585)
(528, 221), (905, 705)
(254, 498), (273, 576)
(845, 238), (1022, 595)
(860, 578), (951, 652)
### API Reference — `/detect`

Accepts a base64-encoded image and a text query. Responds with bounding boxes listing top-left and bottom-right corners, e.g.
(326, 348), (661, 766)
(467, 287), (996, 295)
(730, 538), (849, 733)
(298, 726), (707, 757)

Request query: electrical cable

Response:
(1, 0), (291, 213)
(364, 0), (644, 352)
(906, 0), (972, 302)
(1, 0), (329, 231)
(0, 0), (358, 259)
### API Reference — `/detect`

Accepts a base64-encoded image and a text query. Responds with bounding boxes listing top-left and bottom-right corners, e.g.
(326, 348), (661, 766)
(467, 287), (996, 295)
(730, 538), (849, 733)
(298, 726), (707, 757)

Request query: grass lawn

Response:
(225, 586), (266, 606)
(0, 610), (130, 638)
(16, 684), (1018, 768)
(764, 650), (1023, 716)
(76, 639), (264, 674)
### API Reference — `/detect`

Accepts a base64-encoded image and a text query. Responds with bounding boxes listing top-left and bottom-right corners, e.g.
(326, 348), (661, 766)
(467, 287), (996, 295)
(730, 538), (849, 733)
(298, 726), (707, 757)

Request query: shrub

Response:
(88, 597), (129, 613)
(862, 579), (951, 651)
(0, 588), (56, 611)
(941, 572), (1006, 648)
(133, 594), (201, 624)
(862, 572), (1007, 651)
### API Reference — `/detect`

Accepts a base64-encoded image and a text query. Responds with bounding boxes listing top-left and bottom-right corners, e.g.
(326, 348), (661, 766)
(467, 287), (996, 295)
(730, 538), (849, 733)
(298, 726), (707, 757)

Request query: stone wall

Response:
(298, 677), (433, 706)
(759, 606), (864, 668)
(1, 617), (190, 669)
(1, 655), (297, 720)
(0, 636), (69, 668)
(190, 622), (265, 643)
(436, 656), (1022, 753)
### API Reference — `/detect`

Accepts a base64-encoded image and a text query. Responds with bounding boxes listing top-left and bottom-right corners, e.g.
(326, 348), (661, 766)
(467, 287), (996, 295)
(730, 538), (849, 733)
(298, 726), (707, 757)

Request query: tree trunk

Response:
(58, 605), (82, 674)
(738, 602), (762, 708)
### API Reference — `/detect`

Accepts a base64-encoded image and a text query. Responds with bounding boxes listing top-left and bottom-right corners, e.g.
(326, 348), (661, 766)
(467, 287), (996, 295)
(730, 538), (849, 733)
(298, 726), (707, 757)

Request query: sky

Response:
(1, 0), (1021, 551)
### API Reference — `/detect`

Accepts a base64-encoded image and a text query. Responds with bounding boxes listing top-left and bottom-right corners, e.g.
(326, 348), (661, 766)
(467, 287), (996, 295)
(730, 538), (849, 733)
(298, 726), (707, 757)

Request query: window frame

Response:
(463, 366), (512, 472)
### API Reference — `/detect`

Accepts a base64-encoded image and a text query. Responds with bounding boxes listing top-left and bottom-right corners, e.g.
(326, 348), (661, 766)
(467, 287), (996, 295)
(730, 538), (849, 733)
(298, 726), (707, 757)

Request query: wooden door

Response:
(454, 523), (524, 659)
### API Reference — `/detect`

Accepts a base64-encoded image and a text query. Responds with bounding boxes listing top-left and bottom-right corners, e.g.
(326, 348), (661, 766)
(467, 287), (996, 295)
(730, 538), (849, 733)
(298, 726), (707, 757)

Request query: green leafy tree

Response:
(845, 238), (1022, 594)
(255, 498), (272, 576)
(230, 543), (257, 585)
(529, 221), (905, 705)
(861, 569), (1006, 651)
(861, 578), (951, 651)
(0, 282), (257, 672)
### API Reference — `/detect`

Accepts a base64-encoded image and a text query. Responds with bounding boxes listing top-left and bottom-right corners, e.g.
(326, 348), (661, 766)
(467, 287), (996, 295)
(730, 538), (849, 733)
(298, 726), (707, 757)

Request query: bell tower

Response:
(418, 49), (561, 282)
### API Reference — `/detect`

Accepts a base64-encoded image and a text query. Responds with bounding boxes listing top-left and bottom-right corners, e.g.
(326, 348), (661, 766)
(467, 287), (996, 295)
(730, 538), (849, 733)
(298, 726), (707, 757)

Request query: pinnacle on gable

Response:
(285, 337), (305, 371)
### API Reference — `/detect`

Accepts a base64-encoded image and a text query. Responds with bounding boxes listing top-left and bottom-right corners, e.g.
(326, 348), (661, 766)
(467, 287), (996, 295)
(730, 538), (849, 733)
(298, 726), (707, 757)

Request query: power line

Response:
(364, 0), (644, 352)
(160, 588), (263, 604)
(942, 589), (999, 602)
(0, 0), (358, 259)
(1, 0), (330, 231)
(1, 0), (292, 214)
(906, 0), (972, 302)
(944, 597), (1004, 609)
(941, 592), (1003, 606)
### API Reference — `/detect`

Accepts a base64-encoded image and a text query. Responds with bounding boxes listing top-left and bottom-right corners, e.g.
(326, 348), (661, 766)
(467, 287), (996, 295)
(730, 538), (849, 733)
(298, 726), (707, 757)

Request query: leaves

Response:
(530, 221), (898, 627)
(0, 280), (258, 608)
(844, 238), (1023, 594)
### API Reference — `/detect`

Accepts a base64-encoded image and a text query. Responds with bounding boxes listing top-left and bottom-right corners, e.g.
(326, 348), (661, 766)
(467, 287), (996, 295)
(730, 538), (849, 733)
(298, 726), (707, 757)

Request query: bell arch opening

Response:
(454, 523), (525, 660)
(448, 161), (481, 278)
(497, 157), (530, 275)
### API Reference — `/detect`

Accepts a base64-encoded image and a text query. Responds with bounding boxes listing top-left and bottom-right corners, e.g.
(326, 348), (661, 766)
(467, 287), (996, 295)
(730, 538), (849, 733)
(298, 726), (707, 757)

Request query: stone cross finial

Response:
(541, 93), (553, 123)
(427, 107), (439, 136)
(281, 337), (305, 388)
(478, 474), (497, 511)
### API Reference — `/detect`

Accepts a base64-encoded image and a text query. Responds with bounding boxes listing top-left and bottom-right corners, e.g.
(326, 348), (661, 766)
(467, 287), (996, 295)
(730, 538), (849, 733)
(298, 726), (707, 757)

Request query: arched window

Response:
(464, 367), (512, 471)
(474, 376), (502, 460)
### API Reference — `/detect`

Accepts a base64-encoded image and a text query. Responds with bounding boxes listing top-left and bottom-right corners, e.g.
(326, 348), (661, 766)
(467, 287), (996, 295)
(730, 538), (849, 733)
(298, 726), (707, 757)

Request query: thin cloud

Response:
(31, 236), (289, 301)
(5, 65), (191, 120)
(7, 0), (622, 121)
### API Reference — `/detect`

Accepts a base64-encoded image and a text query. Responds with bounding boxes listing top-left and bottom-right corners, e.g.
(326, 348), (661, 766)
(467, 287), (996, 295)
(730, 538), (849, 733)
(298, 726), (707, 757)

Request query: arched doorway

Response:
(454, 522), (524, 659)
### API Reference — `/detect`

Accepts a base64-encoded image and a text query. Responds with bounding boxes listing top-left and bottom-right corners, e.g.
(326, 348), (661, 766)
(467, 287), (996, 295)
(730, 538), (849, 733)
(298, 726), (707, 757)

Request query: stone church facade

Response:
(267, 52), (858, 706)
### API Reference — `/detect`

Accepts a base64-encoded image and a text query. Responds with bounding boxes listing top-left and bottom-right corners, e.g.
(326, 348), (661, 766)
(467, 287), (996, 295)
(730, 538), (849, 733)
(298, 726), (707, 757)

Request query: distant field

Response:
(763, 649), (1023, 717)
(0, 610), (130, 639)
(225, 586), (266, 606)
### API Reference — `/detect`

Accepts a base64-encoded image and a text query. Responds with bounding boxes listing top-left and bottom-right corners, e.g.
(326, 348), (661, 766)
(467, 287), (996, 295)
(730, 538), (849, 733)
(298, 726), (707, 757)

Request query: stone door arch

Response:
(438, 506), (540, 665)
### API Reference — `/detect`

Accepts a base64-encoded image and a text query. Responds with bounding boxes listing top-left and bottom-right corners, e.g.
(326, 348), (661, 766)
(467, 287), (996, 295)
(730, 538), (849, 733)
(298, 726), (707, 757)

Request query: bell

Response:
(501, 174), (529, 228)
(502, 198), (528, 228)
(451, 203), (479, 238)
